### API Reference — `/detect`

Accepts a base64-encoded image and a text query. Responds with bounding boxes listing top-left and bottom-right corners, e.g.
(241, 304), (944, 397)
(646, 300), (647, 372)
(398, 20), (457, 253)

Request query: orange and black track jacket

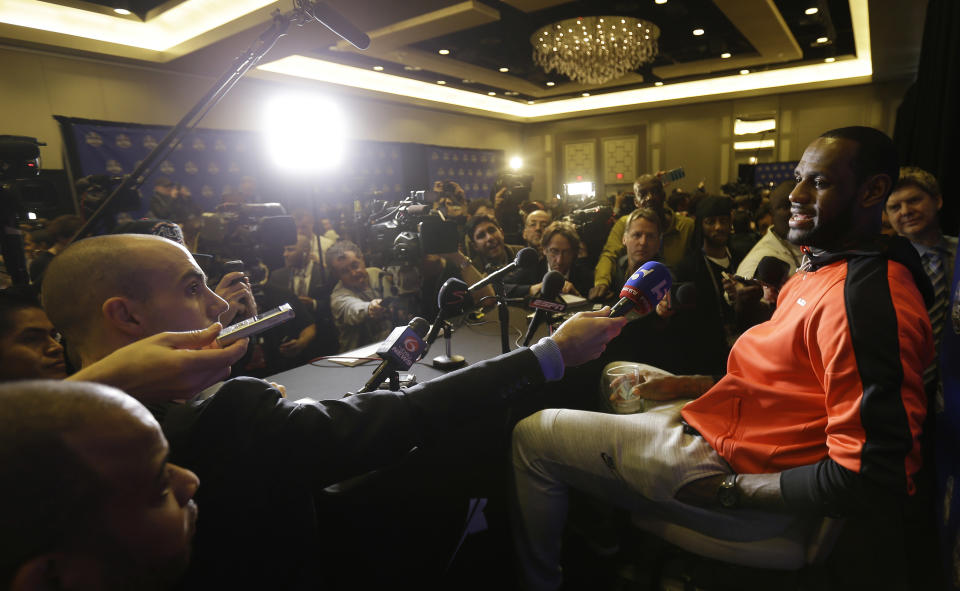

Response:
(681, 236), (934, 515)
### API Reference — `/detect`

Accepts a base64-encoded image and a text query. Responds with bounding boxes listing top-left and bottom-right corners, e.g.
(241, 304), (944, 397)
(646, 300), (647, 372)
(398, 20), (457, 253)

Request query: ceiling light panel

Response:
(0, 0), (274, 52)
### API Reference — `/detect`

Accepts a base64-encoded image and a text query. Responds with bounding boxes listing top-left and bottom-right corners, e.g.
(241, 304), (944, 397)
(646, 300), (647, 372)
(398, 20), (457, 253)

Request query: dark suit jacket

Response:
(267, 263), (327, 305)
(151, 347), (545, 590)
(265, 263), (339, 359)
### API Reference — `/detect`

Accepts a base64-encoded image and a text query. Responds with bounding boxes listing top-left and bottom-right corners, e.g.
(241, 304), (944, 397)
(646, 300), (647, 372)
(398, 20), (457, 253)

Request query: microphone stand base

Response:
(433, 355), (466, 371)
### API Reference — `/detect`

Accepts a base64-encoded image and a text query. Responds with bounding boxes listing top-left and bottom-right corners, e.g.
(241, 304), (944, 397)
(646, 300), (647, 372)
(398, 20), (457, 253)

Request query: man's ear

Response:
(101, 296), (146, 339)
(860, 173), (892, 209)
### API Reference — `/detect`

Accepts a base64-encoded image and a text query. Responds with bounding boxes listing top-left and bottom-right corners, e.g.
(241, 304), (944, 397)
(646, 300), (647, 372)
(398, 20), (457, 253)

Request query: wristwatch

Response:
(457, 256), (474, 270)
(717, 473), (739, 509)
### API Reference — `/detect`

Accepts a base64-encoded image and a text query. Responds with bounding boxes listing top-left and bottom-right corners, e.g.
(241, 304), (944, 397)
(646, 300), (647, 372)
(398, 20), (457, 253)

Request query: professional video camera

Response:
(195, 202), (296, 284)
(1, 135), (46, 285)
(493, 171), (533, 244)
(365, 190), (460, 268)
(562, 201), (614, 263)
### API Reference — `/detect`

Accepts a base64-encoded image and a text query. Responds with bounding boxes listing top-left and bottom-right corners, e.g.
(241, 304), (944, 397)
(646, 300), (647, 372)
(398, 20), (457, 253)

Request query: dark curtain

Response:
(893, 0), (960, 236)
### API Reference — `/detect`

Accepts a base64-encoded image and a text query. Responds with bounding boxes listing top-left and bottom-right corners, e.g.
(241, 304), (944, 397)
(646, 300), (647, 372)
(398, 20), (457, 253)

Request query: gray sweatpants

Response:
(511, 399), (799, 590)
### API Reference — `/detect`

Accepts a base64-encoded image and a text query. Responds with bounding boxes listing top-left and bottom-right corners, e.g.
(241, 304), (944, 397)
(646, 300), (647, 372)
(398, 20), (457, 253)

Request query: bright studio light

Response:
(263, 94), (346, 173)
(509, 156), (523, 170)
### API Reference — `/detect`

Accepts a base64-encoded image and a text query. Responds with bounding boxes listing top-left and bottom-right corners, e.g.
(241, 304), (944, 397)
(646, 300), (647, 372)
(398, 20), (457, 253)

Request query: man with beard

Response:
(511, 127), (933, 590)
(589, 174), (695, 300)
(736, 180), (804, 281)
(0, 380), (199, 591)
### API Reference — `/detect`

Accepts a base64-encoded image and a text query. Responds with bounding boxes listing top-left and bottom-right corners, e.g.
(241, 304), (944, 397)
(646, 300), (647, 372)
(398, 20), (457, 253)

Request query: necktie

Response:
(922, 249), (947, 387)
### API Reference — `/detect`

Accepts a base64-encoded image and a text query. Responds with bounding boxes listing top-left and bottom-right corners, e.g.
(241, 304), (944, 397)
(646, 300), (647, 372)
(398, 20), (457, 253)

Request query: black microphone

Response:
(424, 277), (469, 352)
(754, 256), (791, 289)
(359, 317), (429, 392)
(305, 1), (371, 50)
(522, 270), (565, 347)
(468, 247), (539, 291)
(609, 261), (672, 318)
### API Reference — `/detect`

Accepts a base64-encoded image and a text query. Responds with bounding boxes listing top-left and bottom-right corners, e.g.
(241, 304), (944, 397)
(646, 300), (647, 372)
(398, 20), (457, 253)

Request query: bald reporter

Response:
(41, 234), (627, 591)
(0, 380), (199, 591)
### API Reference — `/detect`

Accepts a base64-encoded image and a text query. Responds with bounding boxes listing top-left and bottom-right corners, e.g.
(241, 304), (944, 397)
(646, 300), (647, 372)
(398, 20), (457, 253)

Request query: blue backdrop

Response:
(56, 117), (505, 213)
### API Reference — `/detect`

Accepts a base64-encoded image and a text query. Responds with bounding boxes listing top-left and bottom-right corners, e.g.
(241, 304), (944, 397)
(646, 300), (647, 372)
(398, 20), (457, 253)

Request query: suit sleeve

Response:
(780, 259), (932, 515)
(188, 348), (545, 491)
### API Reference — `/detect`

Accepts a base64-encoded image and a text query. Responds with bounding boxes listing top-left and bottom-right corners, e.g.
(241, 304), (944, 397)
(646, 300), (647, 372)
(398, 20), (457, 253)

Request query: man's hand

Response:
(674, 473), (785, 511)
(66, 323), (248, 404)
(615, 372), (714, 402)
(216, 272), (257, 326)
(588, 284), (611, 301)
(551, 307), (627, 367)
(297, 295), (317, 311)
(368, 299), (387, 319)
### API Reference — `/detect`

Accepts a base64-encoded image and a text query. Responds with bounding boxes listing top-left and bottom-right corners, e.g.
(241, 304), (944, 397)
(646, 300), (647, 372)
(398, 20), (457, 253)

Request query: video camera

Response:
(365, 190), (460, 267)
(196, 202), (296, 284)
(1, 135), (46, 285)
(493, 171), (533, 244)
(562, 202), (614, 263)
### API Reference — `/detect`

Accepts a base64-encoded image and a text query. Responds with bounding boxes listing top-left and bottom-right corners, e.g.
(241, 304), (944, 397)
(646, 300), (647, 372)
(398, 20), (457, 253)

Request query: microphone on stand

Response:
(609, 261), (672, 319)
(522, 270), (566, 347)
(359, 317), (429, 393)
(424, 277), (469, 354)
(468, 247), (539, 291)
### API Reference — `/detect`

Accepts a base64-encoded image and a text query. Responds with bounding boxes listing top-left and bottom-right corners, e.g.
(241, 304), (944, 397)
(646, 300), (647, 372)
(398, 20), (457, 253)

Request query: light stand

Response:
(68, 2), (369, 243)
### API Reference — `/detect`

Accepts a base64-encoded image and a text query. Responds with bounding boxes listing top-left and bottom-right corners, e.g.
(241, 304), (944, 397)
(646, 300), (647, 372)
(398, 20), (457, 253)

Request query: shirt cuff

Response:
(530, 336), (565, 382)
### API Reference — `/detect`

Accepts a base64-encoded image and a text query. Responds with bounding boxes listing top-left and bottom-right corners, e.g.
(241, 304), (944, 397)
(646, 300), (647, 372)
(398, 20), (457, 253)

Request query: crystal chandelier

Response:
(530, 16), (660, 85)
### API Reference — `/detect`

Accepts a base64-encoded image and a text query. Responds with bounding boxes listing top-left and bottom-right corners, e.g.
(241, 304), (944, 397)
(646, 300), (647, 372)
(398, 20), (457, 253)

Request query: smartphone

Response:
(216, 303), (295, 346)
(721, 271), (762, 287)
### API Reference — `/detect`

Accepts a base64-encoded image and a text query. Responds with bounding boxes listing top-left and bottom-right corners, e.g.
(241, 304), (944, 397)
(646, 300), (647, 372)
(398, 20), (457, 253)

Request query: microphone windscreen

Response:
(437, 277), (469, 313)
(540, 270), (566, 300)
(674, 282), (696, 307)
(754, 256), (790, 288)
(619, 261), (672, 314)
(408, 316), (430, 338)
(515, 247), (540, 269)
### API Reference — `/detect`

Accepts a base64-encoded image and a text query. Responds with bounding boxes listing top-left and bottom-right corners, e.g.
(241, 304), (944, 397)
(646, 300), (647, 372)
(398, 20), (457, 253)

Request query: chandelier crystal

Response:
(530, 16), (660, 85)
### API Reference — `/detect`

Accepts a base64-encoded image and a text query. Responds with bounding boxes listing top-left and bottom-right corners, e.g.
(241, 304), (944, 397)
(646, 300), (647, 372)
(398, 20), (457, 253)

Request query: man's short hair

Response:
(625, 207), (664, 235)
(0, 381), (122, 586)
(324, 240), (363, 270)
(467, 199), (493, 216)
(45, 215), (83, 243)
(540, 221), (581, 254)
(465, 214), (501, 242)
(894, 166), (940, 198)
(0, 287), (42, 336)
(820, 126), (899, 193)
(41, 235), (158, 346)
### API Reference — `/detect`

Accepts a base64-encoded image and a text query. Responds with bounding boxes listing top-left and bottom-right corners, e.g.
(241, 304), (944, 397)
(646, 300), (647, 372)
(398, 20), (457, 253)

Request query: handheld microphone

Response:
(360, 317), (429, 392)
(303, 1), (371, 50)
(468, 247), (539, 291)
(754, 256), (791, 289)
(609, 261), (672, 318)
(424, 277), (469, 352)
(522, 270), (566, 346)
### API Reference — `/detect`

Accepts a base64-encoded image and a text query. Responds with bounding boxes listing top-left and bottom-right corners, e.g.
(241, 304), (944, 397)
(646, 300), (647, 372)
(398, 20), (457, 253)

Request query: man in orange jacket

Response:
(511, 126), (934, 590)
